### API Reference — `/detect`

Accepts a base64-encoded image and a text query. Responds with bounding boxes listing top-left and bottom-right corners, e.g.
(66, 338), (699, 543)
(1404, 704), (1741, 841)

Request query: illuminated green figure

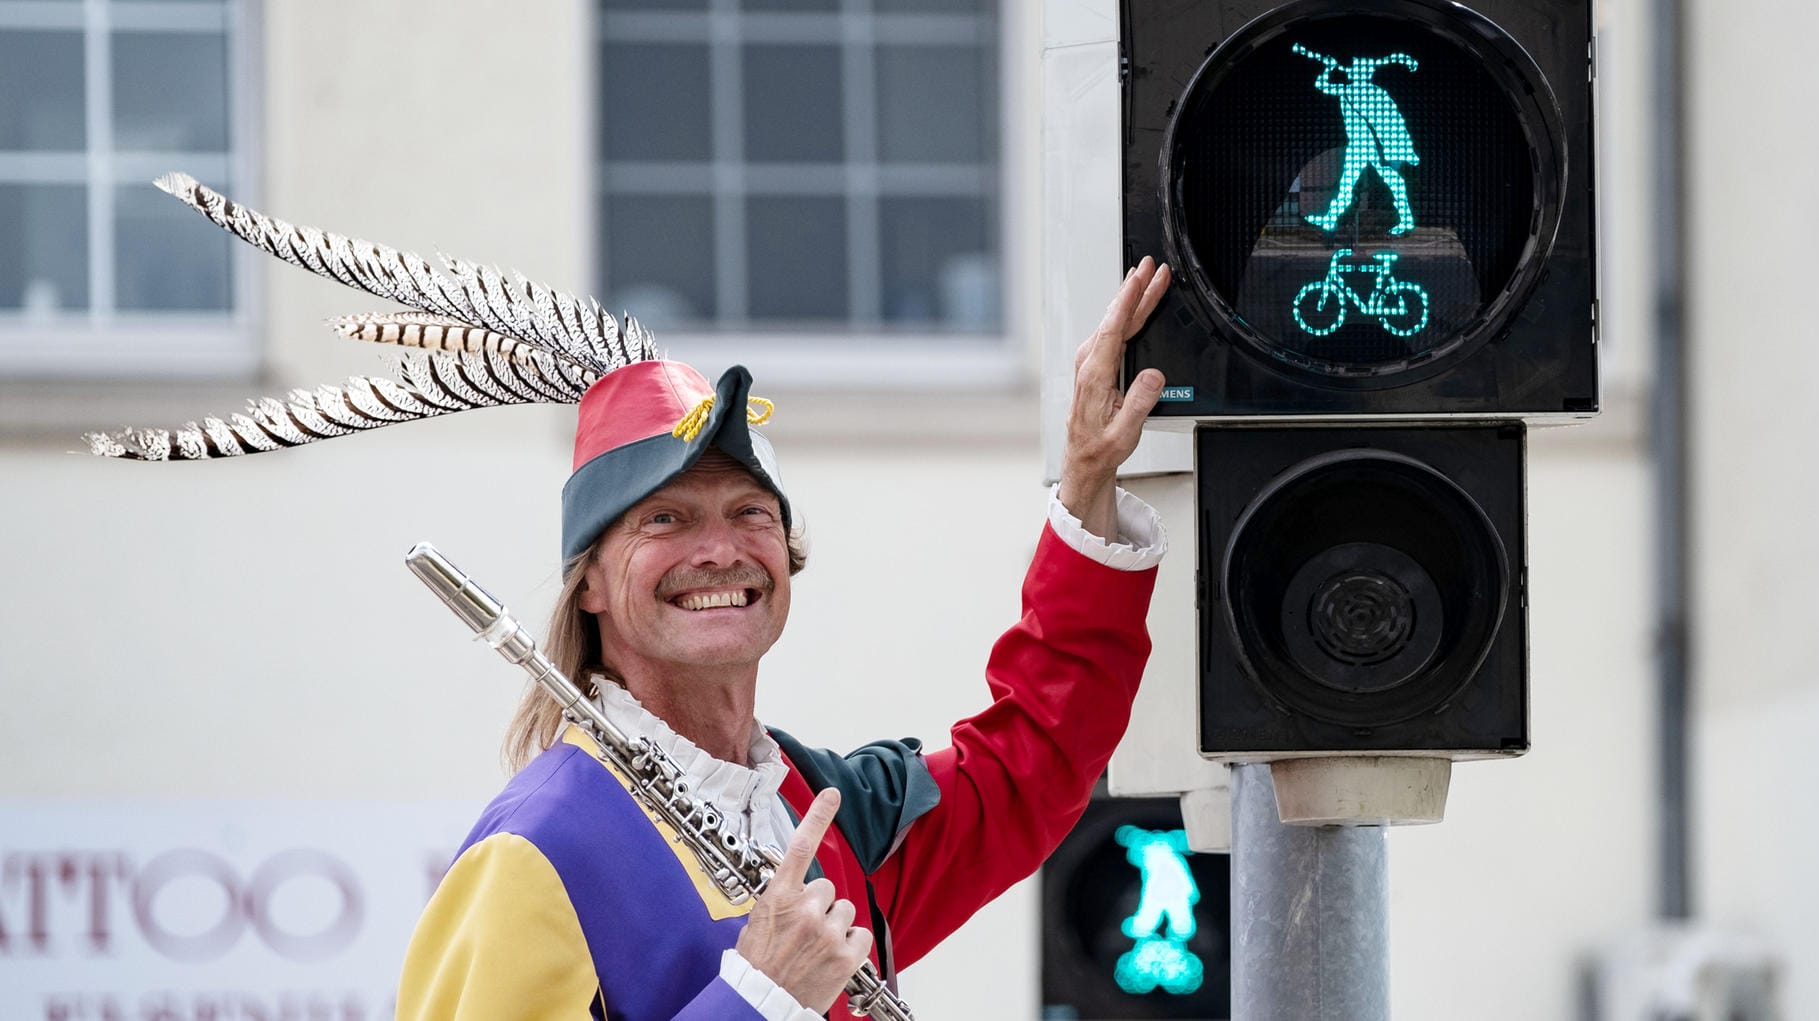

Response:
(1112, 826), (1204, 996)
(1293, 43), (1421, 235)
(1293, 248), (1430, 337)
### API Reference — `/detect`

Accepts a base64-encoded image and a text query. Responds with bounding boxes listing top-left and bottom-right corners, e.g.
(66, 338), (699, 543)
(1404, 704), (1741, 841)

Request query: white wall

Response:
(1688, 0), (1819, 1008)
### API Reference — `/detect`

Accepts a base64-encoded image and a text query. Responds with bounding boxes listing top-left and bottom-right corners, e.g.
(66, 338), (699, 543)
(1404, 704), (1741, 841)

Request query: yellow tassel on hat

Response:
(672, 395), (774, 442)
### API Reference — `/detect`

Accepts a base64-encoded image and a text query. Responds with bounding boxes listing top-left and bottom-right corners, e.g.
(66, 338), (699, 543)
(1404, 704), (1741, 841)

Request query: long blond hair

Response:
(501, 531), (809, 773)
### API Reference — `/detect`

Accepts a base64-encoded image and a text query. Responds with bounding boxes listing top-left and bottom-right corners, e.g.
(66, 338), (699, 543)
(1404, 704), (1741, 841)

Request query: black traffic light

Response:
(1041, 789), (1231, 1020)
(1122, 0), (1595, 416)
(1114, 0), (1593, 758)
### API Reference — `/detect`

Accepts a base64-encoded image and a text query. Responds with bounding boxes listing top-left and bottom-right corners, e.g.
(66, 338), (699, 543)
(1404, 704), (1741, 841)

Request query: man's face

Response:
(578, 453), (791, 681)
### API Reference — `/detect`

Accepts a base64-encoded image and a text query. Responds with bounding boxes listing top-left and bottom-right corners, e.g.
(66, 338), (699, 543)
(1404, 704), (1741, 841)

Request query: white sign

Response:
(0, 801), (479, 1021)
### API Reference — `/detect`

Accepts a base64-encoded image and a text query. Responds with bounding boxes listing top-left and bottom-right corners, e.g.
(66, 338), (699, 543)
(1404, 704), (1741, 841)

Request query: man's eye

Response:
(740, 505), (774, 518)
(650, 512), (678, 525)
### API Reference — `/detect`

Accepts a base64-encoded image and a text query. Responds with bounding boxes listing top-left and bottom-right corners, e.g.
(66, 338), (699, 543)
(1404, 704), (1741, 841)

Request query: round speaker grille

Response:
(1223, 449), (1508, 728)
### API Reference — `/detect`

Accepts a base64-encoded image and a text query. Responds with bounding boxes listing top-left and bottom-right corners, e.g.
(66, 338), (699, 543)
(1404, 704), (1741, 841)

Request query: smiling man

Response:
(77, 175), (1172, 1020)
(395, 259), (1175, 1020)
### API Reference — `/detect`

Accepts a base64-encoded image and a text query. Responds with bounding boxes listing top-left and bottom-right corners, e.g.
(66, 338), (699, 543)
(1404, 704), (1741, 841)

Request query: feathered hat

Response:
(86, 174), (790, 564)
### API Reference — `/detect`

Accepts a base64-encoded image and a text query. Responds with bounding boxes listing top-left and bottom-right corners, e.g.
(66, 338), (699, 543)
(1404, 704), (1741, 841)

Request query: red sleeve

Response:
(872, 521), (1158, 967)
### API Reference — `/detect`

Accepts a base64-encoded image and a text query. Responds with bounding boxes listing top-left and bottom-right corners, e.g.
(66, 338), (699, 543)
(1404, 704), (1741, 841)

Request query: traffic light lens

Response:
(1223, 449), (1509, 727)
(1162, 2), (1564, 382)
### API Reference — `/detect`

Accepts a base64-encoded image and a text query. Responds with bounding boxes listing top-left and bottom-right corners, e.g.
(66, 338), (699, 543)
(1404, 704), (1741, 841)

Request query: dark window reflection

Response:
(0, 32), (86, 151)
(605, 193), (717, 323)
(746, 195), (847, 322)
(881, 196), (998, 330)
(115, 182), (231, 311)
(0, 185), (89, 312)
(113, 31), (230, 151)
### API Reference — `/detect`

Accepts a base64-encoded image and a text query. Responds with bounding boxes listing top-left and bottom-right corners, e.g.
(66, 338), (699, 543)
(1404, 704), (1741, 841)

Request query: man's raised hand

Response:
(735, 788), (873, 1013)
(1058, 256), (1172, 541)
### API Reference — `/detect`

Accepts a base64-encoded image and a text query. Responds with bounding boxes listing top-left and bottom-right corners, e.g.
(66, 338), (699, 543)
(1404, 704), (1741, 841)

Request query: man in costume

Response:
(85, 175), (1173, 1019)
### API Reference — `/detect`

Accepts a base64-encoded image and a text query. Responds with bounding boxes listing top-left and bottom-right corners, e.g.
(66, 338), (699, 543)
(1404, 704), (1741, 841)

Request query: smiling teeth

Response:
(676, 591), (749, 611)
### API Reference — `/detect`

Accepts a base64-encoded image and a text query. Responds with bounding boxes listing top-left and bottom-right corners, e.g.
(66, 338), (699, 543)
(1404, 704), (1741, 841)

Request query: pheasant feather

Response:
(152, 173), (655, 372)
(87, 175), (653, 461)
(84, 348), (591, 461)
(330, 311), (598, 378)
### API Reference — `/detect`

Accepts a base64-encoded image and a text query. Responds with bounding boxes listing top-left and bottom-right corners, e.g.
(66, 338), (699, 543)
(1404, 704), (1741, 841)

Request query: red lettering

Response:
(3, 851), (131, 957)
(244, 849), (362, 962)
(131, 850), (244, 963)
(85, 854), (128, 953)
(23, 855), (52, 951)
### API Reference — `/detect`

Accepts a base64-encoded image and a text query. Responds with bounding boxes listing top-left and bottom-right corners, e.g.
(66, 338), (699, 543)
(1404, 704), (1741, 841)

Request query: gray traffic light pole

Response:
(1230, 763), (1393, 1020)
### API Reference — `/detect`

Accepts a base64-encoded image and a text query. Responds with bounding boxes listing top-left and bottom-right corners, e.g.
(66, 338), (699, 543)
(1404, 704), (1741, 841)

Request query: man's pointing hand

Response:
(736, 788), (873, 1013)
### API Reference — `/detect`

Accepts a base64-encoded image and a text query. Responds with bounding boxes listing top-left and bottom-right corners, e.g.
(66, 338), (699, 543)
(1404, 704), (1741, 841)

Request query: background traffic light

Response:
(1122, 0), (1595, 416)
(1042, 788), (1232, 1019)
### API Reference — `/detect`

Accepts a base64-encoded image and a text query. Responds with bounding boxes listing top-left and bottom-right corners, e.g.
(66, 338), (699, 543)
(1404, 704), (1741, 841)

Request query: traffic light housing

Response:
(1197, 424), (1528, 758)
(1122, 0), (1596, 417)
(1100, 0), (1590, 762)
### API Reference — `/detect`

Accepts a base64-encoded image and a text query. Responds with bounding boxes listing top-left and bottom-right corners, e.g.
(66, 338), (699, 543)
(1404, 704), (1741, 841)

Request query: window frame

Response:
(0, 0), (264, 382)
(588, 0), (1026, 391)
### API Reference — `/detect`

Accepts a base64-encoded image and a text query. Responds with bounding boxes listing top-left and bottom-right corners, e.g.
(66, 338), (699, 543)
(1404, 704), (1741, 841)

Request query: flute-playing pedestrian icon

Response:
(1294, 43), (1421, 236)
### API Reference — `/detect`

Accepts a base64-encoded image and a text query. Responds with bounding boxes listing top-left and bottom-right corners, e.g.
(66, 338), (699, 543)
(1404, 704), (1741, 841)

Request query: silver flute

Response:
(404, 542), (914, 1021)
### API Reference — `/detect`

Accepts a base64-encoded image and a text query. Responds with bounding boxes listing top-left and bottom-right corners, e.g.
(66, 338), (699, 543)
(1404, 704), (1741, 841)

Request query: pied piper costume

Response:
(90, 176), (1167, 1019)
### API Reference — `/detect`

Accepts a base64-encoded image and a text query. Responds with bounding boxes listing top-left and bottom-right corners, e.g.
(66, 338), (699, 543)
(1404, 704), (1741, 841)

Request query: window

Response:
(0, 0), (257, 379)
(596, 0), (1008, 382)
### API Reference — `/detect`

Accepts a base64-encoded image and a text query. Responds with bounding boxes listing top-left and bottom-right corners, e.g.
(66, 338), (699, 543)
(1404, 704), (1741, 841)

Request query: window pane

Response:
(604, 193), (715, 323)
(600, 42), (711, 161)
(113, 31), (229, 151)
(0, 184), (88, 312)
(876, 44), (994, 164)
(880, 196), (997, 330)
(115, 181), (230, 311)
(743, 44), (842, 163)
(746, 196), (845, 322)
(0, 31), (86, 151)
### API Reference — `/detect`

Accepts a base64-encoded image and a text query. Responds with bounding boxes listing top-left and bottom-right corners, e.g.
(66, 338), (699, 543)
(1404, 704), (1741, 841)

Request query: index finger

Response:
(774, 788), (840, 887)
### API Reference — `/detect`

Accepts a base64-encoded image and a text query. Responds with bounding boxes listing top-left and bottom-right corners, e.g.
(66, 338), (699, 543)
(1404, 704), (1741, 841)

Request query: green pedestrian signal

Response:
(1041, 793), (1230, 1018)
(1293, 44), (1422, 236)
(1112, 826), (1206, 996)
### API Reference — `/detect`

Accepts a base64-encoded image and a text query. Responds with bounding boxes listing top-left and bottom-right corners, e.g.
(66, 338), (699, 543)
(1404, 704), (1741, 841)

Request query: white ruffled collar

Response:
(590, 679), (790, 828)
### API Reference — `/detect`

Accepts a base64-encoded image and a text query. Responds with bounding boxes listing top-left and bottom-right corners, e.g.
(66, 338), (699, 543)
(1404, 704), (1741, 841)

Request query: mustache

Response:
(657, 564), (775, 600)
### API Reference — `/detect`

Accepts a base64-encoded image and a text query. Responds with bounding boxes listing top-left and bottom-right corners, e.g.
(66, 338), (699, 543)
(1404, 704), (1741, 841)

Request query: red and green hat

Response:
(560, 361), (790, 565)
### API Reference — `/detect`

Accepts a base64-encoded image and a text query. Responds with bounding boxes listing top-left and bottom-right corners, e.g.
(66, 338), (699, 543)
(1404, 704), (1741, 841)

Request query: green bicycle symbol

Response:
(1292, 248), (1431, 337)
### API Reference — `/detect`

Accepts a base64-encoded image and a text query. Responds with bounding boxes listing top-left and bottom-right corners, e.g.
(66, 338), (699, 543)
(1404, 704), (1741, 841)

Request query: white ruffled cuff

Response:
(720, 949), (823, 1021)
(1046, 485), (1168, 572)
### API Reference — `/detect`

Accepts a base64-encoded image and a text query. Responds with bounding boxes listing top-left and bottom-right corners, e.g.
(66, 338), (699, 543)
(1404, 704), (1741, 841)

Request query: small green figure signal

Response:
(1112, 826), (1204, 996)
(1293, 43), (1421, 235)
